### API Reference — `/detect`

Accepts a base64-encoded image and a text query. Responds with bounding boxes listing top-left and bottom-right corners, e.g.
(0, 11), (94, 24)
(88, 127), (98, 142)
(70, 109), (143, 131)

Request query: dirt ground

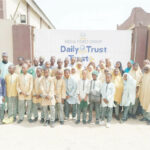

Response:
(0, 116), (150, 150)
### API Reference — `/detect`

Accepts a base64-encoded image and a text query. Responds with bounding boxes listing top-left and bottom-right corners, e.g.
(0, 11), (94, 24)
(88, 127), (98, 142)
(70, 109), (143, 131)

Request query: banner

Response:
(34, 29), (132, 67)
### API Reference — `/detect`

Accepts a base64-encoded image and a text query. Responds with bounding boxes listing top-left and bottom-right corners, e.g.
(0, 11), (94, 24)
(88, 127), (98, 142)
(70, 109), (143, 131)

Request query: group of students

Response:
(0, 52), (150, 128)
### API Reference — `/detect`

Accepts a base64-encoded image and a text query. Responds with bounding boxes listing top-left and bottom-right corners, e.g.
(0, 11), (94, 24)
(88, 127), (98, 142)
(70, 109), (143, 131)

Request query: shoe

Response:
(60, 121), (64, 125)
(106, 123), (111, 128)
(64, 117), (69, 120)
(40, 118), (44, 124)
(55, 118), (59, 122)
(120, 119), (126, 124)
(147, 120), (150, 125)
(14, 117), (16, 122)
(72, 117), (76, 120)
(115, 116), (120, 121)
(140, 118), (147, 122)
(99, 121), (105, 126)
(132, 115), (136, 119)
(83, 120), (86, 124)
(43, 120), (49, 126)
(87, 120), (91, 124)
(33, 117), (38, 122)
(95, 120), (99, 125)
(17, 120), (23, 124)
(50, 121), (55, 128)
(28, 119), (33, 123)
(75, 120), (80, 124)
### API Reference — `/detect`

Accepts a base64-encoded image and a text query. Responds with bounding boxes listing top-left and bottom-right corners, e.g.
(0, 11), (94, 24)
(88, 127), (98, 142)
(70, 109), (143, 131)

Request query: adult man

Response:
(17, 63), (33, 123)
(139, 65), (150, 125)
(0, 52), (12, 78)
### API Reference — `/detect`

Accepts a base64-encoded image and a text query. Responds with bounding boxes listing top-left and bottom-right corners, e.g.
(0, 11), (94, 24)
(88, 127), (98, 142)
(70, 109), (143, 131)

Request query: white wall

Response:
(0, 20), (13, 62)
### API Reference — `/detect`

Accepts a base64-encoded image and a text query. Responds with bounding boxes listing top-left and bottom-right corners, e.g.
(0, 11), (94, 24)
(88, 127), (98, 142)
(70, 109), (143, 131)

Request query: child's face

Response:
(123, 74), (127, 81)
(8, 66), (14, 74)
(106, 74), (112, 83)
(56, 72), (62, 79)
(92, 74), (97, 80)
(64, 70), (70, 79)
(44, 70), (49, 77)
(36, 69), (42, 77)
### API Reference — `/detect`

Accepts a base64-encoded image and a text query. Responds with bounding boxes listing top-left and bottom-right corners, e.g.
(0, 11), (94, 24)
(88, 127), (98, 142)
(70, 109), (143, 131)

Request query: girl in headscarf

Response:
(86, 65), (93, 81)
(124, 60), (134, 73)
(112, 68), (123, 120)
(120, 73), (136, 123)
(115, 61), (124, 75)
(105, 58), (113, 74)
(129, 63), (143, 118)
(139, 65), (150, 125)
(98, 62), (106, 83)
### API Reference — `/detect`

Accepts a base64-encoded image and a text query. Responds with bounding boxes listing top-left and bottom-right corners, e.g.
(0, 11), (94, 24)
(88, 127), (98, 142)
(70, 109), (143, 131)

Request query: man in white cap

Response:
(0, 52), (12, 78)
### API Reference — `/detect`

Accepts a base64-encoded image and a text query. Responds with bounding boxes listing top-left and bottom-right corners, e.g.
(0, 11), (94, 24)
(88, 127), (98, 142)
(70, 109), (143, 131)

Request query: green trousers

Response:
(32, 103), (39, 118)
(121, 106), (130, 121)
(7, 97), (17, 118)
(0, 104), (4, 120)
(114, 102), (120, 117)
(18, 100), (32, 120)
(55, 103), (64, 122)
(64, 101), (76, 118)
(101, 107), (113, 123)
(143, 109), (150, 121)
(77, 104), (88, 121)
(129, 98), (139, 115)
(88, 101), (100, 121)
(42, 105), (55, 122)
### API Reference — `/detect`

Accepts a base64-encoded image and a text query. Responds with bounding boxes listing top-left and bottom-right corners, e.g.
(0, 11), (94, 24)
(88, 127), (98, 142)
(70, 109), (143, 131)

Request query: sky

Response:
(35, 0), (150, 29)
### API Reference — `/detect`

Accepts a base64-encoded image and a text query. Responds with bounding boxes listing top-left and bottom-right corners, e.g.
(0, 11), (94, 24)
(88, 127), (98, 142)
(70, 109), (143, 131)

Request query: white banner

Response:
(34, 29), (132, 67)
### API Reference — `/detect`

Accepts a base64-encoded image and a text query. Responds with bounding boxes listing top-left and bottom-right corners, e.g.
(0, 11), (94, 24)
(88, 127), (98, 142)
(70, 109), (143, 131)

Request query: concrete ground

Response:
(0, 116), (150, 150)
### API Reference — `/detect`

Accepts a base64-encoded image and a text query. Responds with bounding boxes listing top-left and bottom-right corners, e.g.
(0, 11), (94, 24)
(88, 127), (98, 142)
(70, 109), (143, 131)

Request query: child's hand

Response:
(103, 98), (108, 104)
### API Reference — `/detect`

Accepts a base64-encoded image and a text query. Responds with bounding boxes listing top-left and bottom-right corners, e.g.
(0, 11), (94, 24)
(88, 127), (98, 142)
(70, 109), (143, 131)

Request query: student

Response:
(39, 56), (45, 67)
(40, 68), (55, 127)
(71, 67), (80, 83)
(70, 56), (76, 68)
(51, 59), (64, 77)
(124, 60), (134, 73)
(64, 69), (77, 120)
(115, 61), (124, 75)
(15, 57), (24, 74)
(88, 70), (102, 124)
(32, 67), (43, 122)
(120, 73), (136, 123)
(139, 65), (150, 125)
(86, 65), (93, 81)
(0, 69), (6, 124)
(129, 63), (143, 118)
(76, 70), (90, 124)
(98, 62), (106, 83)
(112, 68), (123, 120)
(54, 70), (66, 125)
(105, 58), (113, 74)
(17, 63), (33, 124)
(64, 57), (70, 69)
(50, 56), (56, 69)
(101, 73), (115, 128)
(5, 65), (18, 122)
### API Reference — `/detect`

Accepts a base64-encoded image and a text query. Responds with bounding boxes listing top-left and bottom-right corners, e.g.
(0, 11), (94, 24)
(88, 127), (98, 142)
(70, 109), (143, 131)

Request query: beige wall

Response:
(0, 19), (13, 62)
(5, 0), (50, 29)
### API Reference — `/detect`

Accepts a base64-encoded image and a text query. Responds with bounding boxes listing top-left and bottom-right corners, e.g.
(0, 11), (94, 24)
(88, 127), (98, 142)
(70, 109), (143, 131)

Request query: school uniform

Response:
(0, 78), (6, 122)
(88, 79), (102, 124)
(101, 82), (115, 123)
(120, 74), (136, 121)
(64, 77), (77, 119)
(40, 76), (55, 123)
(32, 76), (43, 120)
(5, 73), (18, 119)
(53, 77), (66, 122)
(76, 79), (90, 123)
(17, 73), (33, 121)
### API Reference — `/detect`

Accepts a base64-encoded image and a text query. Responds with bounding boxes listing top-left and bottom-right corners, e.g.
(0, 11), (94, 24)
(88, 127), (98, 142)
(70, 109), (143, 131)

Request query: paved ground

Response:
(0, 116), (150, 150)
